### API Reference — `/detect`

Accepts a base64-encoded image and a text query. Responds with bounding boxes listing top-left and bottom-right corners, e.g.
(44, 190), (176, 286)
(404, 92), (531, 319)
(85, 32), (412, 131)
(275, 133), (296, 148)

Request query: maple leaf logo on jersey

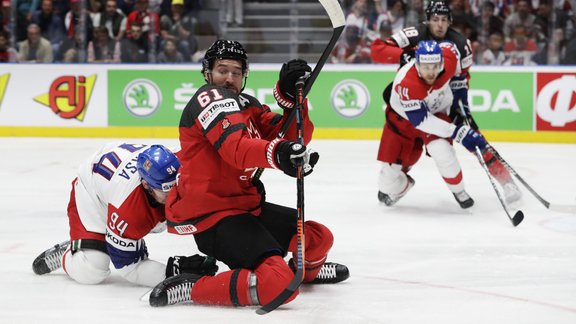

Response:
(222, 118), (230, 129)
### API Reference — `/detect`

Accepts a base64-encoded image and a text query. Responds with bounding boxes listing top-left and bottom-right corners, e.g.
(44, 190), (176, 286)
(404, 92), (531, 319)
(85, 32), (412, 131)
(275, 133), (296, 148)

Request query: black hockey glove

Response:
(165, 254), (218, 278)
(400, 48), (415, 66)
(273, 59), (312, 109)
(268, 139), (319, 178)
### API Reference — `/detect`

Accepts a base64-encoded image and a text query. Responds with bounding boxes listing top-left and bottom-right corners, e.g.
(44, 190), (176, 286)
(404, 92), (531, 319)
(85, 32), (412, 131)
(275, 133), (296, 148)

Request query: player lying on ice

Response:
(32, 144), (218, 286)
(148, 40), (349, 308)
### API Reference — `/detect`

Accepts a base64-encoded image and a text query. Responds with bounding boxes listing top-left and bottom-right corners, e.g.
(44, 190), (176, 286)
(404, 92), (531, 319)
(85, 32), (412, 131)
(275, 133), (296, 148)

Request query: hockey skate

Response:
(149, 273), (201, 307)
(310, 262), (350, 284)
(378, 175), (415, 206)
(453, 191), (474, 209)
(32, 240), (70, 275)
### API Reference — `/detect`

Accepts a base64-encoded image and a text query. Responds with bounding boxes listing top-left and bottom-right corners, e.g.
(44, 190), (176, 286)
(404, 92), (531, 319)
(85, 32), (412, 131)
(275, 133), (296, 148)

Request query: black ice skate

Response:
(32, 240), (70, 275)
(149, 273), (201, 307)
(311, 262), (350, 284)
(453, 191), (475, 209)
(378, 175), (415, 206)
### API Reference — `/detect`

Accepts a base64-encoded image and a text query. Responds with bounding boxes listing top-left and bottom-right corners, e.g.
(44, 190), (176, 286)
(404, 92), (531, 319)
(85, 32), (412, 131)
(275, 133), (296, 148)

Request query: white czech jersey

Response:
(74, 142), (149, 234)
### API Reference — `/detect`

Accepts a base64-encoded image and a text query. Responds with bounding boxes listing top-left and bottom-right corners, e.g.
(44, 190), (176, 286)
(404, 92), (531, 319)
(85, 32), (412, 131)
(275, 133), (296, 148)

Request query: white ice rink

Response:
(1, 138), (576, 324)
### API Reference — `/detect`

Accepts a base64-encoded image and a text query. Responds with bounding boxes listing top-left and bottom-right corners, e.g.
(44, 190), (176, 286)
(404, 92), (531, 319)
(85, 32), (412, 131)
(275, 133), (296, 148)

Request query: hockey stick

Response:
(485, 144), (576, 214)
(458, 105), (524, 226)
(256, 77), (308, 315)
(252, 0), (345, 183)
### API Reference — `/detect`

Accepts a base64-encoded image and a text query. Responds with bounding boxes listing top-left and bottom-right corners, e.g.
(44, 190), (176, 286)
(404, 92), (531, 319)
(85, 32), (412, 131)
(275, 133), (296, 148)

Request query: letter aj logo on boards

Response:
(34, 75), (96, 120)
(536, 73), (576, 131)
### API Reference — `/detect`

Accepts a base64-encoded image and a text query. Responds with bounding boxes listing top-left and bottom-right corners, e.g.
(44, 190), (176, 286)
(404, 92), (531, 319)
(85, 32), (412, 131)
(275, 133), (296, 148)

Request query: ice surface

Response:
(1, 138), (575, 324)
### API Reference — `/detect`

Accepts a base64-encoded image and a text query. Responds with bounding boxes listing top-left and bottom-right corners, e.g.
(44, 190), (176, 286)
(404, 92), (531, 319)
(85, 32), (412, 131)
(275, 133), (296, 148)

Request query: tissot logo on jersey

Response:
(198, 98), (240, 129)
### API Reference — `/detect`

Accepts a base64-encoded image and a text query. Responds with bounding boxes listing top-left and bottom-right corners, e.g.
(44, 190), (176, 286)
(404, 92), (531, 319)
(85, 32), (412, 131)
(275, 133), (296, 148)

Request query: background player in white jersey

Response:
(377, 40), (486, 208)
(32, 143), (217, 287)
(372, 0), (521, 205)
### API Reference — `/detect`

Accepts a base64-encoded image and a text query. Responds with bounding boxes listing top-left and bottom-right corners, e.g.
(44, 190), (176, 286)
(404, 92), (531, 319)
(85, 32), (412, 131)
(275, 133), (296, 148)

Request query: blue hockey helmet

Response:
(137, 145), (180, 192)
(426, 0), (452, 22)
(415, 40), (443, 66)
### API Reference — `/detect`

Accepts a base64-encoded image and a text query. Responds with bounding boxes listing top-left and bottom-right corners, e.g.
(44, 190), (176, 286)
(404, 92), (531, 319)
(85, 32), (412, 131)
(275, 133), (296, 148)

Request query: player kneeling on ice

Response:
(377, 40), (488, 208)
(32, 144), (218, 286)
(149, 40), (349, 308)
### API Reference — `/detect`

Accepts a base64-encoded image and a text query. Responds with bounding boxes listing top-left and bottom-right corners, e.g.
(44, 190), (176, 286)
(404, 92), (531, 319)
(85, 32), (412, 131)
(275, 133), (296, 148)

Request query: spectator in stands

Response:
(15, 0), (39, 42)
(560, 32), (576, 64)
(330, 25), (371, 63)
(88, 0), (104, 27)
(224, 0), (243, 27)
(59, 28), (87, 62)
(31, 0), (66, 56)
(18, 23), (53, 62)
(127, 0), (160, 36)
(375, 0), (406, 34)
(51, 0), (69, 19)
(475, 1), (504, 47)
(117, 0), (135, 16)
(533, 0), (573, 64)
(404, 0), (426, 27)
(0, 31), (18, 62)
(160, 0), (197, 62)
(87, 25), (120, 63)
(503, 0), (536, 39)
(157, 38), (183, 62)
(121, 22), (149, 62)
(478, 31), (506, 65)
(64, 0), (94, 45)
(346, 0), (375, 39)
(503, 24), (538, 65)
(99, 0), (128, 42)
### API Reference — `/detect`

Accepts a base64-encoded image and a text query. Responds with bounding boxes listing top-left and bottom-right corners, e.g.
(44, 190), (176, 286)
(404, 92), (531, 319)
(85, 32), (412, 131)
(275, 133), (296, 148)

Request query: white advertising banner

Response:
(0, 64), (107, 127)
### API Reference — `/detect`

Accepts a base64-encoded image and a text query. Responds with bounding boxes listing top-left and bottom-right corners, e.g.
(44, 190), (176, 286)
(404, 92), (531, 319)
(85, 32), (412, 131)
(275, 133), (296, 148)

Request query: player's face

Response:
(150, 188), (169, 204)
(417, 62), (442, 85)
(206, 59), (244, 94)
(428, 14), (450, 39)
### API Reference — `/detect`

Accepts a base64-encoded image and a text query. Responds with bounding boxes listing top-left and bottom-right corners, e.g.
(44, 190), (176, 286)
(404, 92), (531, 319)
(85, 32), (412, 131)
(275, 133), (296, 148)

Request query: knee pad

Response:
(63, 249), (111, 285)
(378, 163), (408, 195)
(427, 139), (464, 191)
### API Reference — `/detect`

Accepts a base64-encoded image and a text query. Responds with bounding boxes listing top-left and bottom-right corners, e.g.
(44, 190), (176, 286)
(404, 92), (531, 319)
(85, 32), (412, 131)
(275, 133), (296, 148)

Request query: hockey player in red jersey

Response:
(377, 40), (487, 208)
(149, 40), (349, 308)
(372, 0), (521, 206)
(32, 144), (218, 287)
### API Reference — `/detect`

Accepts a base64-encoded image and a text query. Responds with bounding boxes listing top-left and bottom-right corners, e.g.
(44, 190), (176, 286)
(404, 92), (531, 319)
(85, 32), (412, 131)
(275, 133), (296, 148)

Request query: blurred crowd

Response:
(0, 0), (208, 63)
(331, 0), (576, 65)
(1, 0), (575, 65)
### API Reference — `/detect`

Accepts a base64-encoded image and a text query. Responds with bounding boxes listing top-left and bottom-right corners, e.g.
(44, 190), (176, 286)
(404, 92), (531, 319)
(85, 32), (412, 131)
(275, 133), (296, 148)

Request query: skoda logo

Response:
(331, 80), (370, 118)
(123, 79), (162, 117)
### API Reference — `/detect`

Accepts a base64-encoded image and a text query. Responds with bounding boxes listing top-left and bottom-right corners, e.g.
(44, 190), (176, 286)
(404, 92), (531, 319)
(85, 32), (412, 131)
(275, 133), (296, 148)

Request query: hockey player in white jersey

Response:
(377, 40), (487, 208)
(32, 143), (217, 287)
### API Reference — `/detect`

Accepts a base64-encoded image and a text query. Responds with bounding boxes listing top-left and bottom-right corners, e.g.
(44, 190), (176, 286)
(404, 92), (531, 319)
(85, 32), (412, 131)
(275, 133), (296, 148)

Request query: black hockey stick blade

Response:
(256, 269), (303, 315)
(512, 210), (524, 227)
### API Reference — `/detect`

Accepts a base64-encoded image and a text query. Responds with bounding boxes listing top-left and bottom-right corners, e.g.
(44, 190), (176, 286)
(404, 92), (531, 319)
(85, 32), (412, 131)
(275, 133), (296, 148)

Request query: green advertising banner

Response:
(108, 69), (531, 130)
(468, 71), (533, 131)
(108, 69), (396, 128)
